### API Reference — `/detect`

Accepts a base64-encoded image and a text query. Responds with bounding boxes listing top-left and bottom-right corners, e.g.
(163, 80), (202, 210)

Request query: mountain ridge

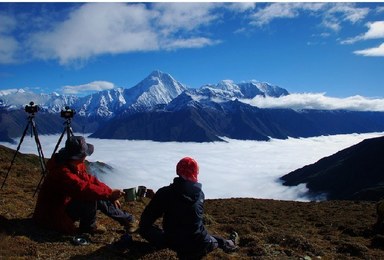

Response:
(281, 135), (384, 201)
(0, 70), (286, 117)
(2, 70), (384, 143)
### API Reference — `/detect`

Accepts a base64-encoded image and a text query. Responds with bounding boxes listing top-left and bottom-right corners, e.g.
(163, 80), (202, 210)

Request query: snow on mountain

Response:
(70, 71), (188, 117)
(197, 80), (242, 100)
(0, 89), (77, 111)
(0, 71), (289, 118)
(124, 70), (187, 110)
(0, 89), (25, 96)
(187, 79), (289, 103)
(246, 81), (289, 97)
(75, 88), (126, 117)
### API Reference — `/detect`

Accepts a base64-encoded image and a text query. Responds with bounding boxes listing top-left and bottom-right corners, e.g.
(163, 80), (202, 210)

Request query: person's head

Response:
(176, 157), (199, 183)
(64, 136), (94, 161)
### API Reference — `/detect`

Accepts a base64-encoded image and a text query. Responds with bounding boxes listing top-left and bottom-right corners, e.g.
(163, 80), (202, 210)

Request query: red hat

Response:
(176, 157), (199, 183)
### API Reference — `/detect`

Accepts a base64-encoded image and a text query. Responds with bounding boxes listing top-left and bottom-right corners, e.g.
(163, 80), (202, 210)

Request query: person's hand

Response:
(113, 199), (121, 209)
(109, 189), (124, 201)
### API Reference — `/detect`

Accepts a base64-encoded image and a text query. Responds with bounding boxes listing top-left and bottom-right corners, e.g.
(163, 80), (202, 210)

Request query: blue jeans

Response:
(66, 199), (133, 232)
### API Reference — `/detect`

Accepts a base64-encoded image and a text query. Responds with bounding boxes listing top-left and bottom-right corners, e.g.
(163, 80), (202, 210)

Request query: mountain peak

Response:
(141, 70), (178, 88)
(123, 70), (187, 109)
(148, 70), (166, 77)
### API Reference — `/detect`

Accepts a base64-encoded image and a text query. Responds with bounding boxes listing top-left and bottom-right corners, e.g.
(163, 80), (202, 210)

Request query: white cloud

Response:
(0, 36), (19, 64)
(376, 6), (384, 13)
(0, 2), (259, 65)
(153, 2), (218, 34)
(250, 2), (369, 32)
(363, 21), (384, 39)
(354, 42), (384, 57)
(250, 2), (305, 26)
(327, 4), (369, 24)
(163, 37), (220, 49)
(28, 3), (159, 65)
(2, 132), (383, 200)
(0, 14), (19, 64)
(0, 13), (16, 34)
(242, 93), (384, 111)
(24, 3), (241, 65)
(1, 2), (377, 65)
(225, 2), (256, 13)
(342, 21), (384, 44)
(62, 81), (115, 95)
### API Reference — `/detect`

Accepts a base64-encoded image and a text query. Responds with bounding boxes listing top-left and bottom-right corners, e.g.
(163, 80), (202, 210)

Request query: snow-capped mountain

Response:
(239, 81), (289, 98)
(75, 88), (127, 117)
(70, 70), (188, 117)
(0, 89), (78, 112)
(123, 70), (187, 111)
(0, 70), (287, 117)
(5, 70), (384, 143)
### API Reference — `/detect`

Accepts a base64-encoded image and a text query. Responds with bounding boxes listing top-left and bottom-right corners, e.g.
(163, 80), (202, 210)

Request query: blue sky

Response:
(0, 2), (383, 98)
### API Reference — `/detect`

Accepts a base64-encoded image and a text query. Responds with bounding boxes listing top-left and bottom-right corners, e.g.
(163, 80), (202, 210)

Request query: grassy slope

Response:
(1, 145), (384, 259)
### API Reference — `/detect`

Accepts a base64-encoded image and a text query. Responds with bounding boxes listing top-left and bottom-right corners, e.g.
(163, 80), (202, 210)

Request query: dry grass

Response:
(1, 144), (384, 259)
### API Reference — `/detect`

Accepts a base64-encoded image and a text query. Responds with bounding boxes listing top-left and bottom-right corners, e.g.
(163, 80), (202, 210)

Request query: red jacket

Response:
(33, 155), (112, 234)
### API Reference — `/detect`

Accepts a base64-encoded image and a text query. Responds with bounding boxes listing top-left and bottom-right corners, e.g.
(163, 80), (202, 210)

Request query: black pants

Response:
(66, 199), (133, 232)
(140, 225), (233, 259)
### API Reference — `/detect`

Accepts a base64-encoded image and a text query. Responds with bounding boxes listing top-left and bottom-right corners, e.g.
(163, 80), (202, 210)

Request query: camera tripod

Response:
(1, 112), (47, 196)
(51, 116), (74, 157)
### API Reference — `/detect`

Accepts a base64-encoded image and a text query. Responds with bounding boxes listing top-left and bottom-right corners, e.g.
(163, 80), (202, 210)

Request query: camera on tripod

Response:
(61, 106), (76, 119)
(25, 101), (39, 114)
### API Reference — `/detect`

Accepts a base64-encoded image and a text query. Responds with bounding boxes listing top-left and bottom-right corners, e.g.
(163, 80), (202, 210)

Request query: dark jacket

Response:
(140, 177), (210, 252)
(33, 153), (112, 234)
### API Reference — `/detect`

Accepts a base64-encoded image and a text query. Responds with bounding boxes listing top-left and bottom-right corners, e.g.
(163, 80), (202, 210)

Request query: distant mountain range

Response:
(281, 135), (384, 201)
(1, 70), (384, 142)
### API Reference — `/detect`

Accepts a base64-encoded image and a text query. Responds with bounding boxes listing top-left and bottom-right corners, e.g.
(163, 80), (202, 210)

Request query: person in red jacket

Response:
(33, 136), (135, 235)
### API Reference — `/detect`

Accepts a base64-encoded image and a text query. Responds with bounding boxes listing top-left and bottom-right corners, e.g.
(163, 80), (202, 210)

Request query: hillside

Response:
(1, 145), (384, 259)
(281, 136), (384, 201)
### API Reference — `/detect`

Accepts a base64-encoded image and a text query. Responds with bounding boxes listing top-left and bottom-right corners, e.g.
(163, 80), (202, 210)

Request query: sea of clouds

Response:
(1, 132), (384, 201)
(242, 93), (384, 111)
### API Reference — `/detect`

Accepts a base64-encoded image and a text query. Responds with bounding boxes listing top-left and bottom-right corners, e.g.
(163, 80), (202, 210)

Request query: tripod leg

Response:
(51, 127), (67, 157)
(31, 120), (47, 196)
(1, 119), (31, 189)
(66, 119), (74, 139)
(70, 126), (74, 136)
(31, 120), (46, 171)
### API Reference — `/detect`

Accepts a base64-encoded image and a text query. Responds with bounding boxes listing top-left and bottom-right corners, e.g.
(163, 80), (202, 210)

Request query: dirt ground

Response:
(1, 145), (384, 259)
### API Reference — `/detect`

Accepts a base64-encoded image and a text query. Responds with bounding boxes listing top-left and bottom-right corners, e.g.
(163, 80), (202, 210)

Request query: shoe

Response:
(229, 231), (240, 246)
(80, 223), (107, 234)
(224, 231), (240, 253)
(124, 219), (139, 233)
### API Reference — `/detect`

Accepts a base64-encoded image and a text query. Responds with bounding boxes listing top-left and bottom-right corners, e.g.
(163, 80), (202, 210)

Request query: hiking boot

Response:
(229, 231), (240, 246)
(80, 223), (107, 235)
(224, 231), (240, 253)
(124, 219), (139, 233)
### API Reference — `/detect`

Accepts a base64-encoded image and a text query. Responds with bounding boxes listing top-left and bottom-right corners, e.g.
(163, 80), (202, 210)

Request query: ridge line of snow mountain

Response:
(0, 70), (289, 118)
(3, 70), (384, 143)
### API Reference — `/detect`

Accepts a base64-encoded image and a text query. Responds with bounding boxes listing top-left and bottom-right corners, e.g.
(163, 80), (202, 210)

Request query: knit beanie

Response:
(176, 157), (199, 183)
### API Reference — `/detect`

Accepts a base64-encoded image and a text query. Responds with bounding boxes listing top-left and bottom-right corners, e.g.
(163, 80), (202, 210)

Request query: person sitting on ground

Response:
(139, 157), (239, 259)
(33, 136), (136, 235)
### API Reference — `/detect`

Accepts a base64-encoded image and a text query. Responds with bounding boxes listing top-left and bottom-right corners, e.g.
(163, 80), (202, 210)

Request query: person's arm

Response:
(59, 166), (112, 200)
(139, 187), (167, 230)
